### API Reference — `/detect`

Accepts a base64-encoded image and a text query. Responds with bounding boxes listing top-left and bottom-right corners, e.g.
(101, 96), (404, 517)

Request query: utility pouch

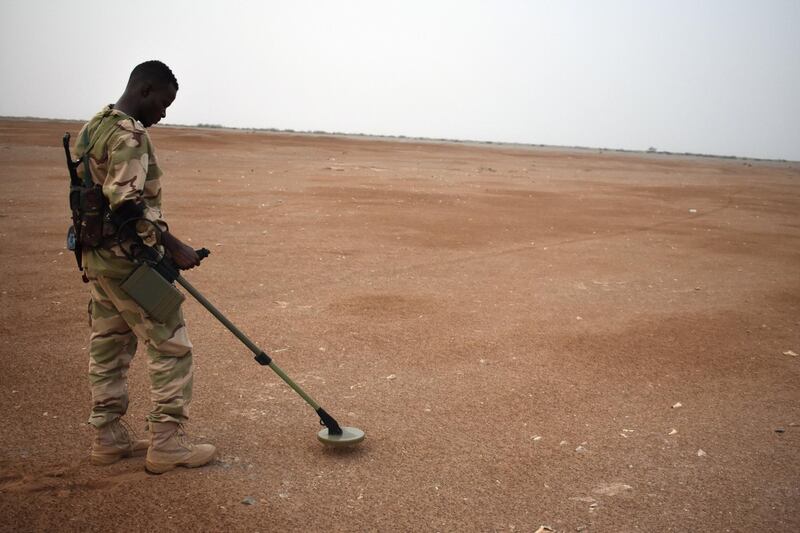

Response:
(79, 185), (106, 248)
(66, 225), (77, 251)
(119, 263), (185, 323)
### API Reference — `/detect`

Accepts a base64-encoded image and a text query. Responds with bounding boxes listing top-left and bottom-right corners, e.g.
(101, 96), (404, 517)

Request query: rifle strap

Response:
(80, 126), (92, 187)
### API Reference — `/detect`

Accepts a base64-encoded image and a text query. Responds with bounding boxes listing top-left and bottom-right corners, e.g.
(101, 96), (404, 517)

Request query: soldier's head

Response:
(123, 60), (179, 128)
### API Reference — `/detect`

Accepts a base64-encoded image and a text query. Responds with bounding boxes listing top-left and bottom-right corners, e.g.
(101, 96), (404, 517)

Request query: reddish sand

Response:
(0, 118), (798, 532)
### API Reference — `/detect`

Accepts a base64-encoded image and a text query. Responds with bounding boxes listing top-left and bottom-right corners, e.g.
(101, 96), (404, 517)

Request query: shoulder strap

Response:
(80, 126), (93, 187)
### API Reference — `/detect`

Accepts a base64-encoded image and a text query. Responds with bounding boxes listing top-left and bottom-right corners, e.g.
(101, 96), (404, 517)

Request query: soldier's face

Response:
(140, 83), (177, 128)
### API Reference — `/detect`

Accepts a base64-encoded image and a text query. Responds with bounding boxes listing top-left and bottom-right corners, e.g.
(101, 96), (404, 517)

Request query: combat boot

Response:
(91, 418), (149, 465)
(145, 422), (216, 474)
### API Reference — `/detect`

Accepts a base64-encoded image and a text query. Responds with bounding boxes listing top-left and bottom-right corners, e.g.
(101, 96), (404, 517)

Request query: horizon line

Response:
(1, 114), (795, 165)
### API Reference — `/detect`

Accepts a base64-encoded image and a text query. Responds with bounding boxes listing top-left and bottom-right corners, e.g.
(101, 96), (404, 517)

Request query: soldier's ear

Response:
(140, 83), (153, 98)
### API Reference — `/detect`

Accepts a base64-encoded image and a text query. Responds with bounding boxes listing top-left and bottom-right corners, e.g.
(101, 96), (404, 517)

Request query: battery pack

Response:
(120, 263), (185, 323)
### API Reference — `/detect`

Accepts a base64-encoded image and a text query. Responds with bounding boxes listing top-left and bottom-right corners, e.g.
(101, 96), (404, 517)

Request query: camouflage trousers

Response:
(87, 273), (193, 427)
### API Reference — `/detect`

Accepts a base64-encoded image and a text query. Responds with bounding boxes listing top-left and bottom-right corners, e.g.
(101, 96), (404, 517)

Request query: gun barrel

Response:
(63, 132), (80, 185)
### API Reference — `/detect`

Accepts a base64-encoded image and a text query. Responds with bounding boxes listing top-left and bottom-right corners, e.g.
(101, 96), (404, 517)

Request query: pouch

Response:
(119, 263), (185, 323)
(80, 185), (106, 247)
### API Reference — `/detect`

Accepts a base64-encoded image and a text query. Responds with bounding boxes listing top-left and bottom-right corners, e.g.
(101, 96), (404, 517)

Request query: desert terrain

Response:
(0, 118), (798, 532)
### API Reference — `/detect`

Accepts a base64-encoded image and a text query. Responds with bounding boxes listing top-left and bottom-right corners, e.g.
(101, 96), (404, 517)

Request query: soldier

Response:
(74, 60), (215, 473)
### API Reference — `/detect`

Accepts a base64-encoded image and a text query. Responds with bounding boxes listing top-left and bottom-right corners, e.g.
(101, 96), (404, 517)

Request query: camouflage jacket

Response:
(74, 105), (168, 278)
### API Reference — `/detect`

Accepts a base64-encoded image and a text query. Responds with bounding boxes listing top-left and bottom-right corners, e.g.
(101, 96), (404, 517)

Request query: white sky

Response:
(1, 0), (799, 160)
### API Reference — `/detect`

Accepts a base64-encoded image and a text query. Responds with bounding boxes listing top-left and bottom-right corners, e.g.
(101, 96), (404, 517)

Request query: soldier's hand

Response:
(162, 232), (201, 270)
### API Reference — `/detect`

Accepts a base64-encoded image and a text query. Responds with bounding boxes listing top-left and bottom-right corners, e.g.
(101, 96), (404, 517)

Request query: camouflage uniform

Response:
(75, 105), (193, 428)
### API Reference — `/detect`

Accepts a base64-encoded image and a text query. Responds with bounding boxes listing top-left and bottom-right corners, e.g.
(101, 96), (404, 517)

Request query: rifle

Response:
(63, 132), (85, 278)
(63, 129), (111, 283)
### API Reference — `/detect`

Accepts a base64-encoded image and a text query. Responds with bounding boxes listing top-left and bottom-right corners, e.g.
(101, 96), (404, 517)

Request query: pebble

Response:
(575, 445), (587, 453)
(593, 482), (632, 496)
(241, 496), (256, 506)
(386, 374), (396, 380)
(783, 350), (797, 357)
(774, 428), (785, 433)
(697, 449), (707, 457)
(672, 402), (683, 409)
(669, 429), (678, 435)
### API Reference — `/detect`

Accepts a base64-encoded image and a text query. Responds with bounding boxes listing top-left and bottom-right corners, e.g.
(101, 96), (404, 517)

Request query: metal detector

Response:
(117, 226), (365, 448)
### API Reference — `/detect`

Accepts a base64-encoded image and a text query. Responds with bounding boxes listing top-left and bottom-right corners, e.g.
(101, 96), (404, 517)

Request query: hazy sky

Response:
(2, 1), (799, 160)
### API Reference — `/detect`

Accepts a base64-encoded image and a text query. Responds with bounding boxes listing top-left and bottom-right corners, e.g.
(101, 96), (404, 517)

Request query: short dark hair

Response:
(128, 60), (179, 90)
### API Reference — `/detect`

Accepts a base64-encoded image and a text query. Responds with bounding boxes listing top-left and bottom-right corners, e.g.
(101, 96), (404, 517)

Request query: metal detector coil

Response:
(317, 426), (365, 446)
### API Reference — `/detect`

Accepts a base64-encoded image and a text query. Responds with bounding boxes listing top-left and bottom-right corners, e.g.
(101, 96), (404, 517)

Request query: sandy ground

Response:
(0, 118), (798, 532)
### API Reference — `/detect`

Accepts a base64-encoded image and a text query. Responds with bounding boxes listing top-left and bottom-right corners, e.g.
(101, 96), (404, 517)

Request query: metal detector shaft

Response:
(175, 274), (343, 435)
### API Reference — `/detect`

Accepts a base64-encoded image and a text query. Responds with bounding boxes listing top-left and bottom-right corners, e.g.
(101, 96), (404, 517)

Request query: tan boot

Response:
(145, 422), (216, 474)
(91, 418), (149, 465)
